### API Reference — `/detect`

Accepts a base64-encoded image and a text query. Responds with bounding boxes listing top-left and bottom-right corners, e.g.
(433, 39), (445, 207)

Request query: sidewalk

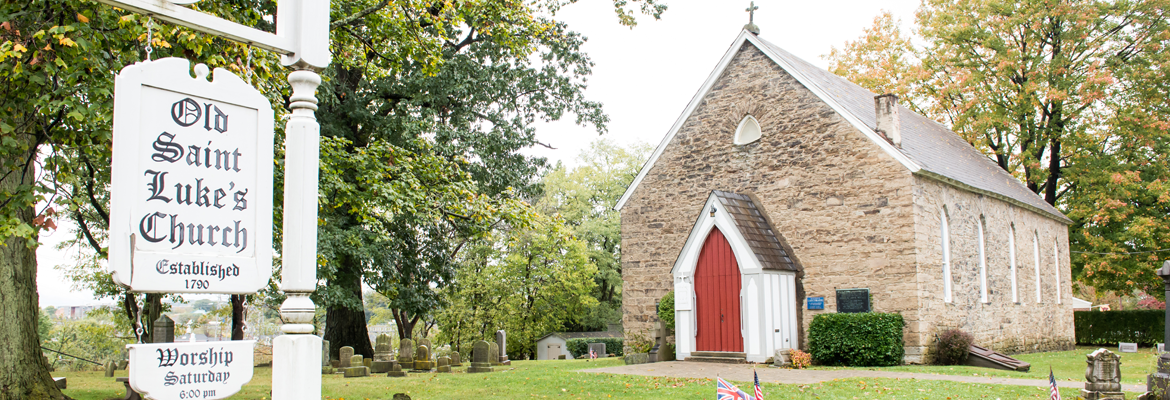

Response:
(579, 361), (1149, 393)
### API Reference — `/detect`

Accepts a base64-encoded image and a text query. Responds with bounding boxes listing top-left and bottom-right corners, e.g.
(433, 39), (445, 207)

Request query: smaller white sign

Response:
(128, 340), (255, 400)
(1119, 342), (1138, 353)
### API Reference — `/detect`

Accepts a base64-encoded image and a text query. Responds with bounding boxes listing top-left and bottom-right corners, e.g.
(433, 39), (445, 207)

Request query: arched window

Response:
(941, 207), (952, 303)
(734, 115), (762, 145)
(978, 216), (988, 304)
(1033, 231), (1042, 303)
(1009, 223), (1018, 303)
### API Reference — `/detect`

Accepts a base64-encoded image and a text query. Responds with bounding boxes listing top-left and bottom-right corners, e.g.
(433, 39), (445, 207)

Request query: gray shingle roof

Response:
(753, 37), (1070, 224)
(712, 191), (801, 272)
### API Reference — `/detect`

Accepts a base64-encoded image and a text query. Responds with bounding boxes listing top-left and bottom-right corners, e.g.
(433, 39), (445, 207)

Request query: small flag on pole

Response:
(754, 370), (764, 400)
(717, 377), (754, 400)
(1048, 367), (1061, 400)
(589, 347), (597, 360)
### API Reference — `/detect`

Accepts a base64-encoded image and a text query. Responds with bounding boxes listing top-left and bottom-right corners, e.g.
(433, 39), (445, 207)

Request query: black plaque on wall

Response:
(836, 288), (870, 313)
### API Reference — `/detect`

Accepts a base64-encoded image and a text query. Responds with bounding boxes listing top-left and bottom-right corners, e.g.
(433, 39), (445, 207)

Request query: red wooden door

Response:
(694, 227), (743, 352)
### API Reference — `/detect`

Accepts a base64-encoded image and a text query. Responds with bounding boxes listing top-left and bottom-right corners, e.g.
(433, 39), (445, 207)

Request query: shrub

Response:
(1075, 310), (1165, 346)
(565, 338), (624, 358)
(625, 330), (655, 354)
(935, 329), (974, 365)
(808, 312), (904, 367)
(658, 291), (676, 331)
(790, 349), (811, 369)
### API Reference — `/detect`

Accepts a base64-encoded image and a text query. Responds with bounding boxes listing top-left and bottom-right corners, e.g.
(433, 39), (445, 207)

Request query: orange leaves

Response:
(32, 207), (57, 231)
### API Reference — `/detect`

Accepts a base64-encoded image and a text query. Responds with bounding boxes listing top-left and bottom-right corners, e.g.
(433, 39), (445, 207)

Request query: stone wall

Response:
(911, 177), (1075, 359)
(620, 43), (920, 352)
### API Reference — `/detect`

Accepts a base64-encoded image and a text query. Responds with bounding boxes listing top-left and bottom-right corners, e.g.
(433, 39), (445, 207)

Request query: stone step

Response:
(685, 352), (747, 364)
(691, 351), (746, 358)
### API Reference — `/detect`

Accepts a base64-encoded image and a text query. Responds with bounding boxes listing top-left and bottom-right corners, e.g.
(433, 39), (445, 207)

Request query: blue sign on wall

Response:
(807, 297), (825, 310)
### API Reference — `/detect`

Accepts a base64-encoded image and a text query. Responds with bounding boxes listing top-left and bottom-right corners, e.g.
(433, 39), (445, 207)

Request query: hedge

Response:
(658, 291), (675, 331)
(1074, 310), (1165, 346)
(566, 338), (624, 358)
(808, 312), (904, 367)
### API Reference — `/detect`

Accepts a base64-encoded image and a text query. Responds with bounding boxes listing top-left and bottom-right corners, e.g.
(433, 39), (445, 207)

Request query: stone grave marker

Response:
(488, 342), (501, 366)
(397, 339), (414, 370)
(386, 360), (407, 378)
(588, 343), (607, 358)
(322, 340), (331, 367)
(450, 351), (462, 366)
(468, 340), (493, 373)
(416, 337), (432, 350)
(1119, 342), (1138, 353)
(411, 345), (434, 371)
(1159, 343), (1165, 353)
(374, 335), (393, 361)
(339, 346), (355, 368)
(496, 330), (511, 365)
(342, 354), (370, 378)
(152, 315), (175, 344)
(436, 356), (451, 373)
(104, 362), (117, 378)
(1082, 348), (1124, 400)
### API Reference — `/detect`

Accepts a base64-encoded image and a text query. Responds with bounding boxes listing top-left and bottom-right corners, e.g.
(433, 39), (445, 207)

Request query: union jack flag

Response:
(1048, 367), (1061, 400)
(717, 377), (754, 400)
(754, 370), (764, 400)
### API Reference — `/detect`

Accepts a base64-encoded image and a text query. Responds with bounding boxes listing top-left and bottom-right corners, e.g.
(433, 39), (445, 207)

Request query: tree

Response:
(825, 0), (1170, 297)
(535, 139), (651, 331)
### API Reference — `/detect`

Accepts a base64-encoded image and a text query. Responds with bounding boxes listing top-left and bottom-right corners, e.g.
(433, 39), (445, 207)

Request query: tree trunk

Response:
(323, 256), (373, 359)
(231, 295), (246, 340)
(0, 140), (65, 400)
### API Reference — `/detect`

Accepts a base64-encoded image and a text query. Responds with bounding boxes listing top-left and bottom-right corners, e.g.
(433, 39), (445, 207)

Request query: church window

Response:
(1033, 231), (1042, 303)
(1054, 239), (1061, 304)
(1009, 223), (1018, 303)
(941, 207), (952, 303)
(734, 115), (762, 145)
(978, 216), (988, 304)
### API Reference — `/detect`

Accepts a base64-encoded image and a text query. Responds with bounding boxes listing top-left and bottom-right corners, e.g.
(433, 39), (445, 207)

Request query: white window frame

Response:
(978, 216), (988, 304)
(1033, 231), (1042, 303)
(942, 207), (952, 303)
(734, 115), (762, 145)
(1009, 223), (1018, 303)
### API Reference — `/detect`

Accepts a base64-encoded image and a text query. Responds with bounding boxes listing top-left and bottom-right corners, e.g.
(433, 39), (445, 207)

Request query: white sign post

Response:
(94, 0), (331, 399)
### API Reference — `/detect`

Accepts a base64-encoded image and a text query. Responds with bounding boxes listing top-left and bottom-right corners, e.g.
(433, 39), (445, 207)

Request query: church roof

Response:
(712, 191), (801, 272)
(616, 30), (1071, 225)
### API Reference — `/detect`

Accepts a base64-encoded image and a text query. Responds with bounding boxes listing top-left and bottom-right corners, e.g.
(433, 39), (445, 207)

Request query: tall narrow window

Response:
(1033, 232), (1042, 303)
(978, 216), (988, 303)
(734, 115), (762, 145)
(941, 207), (952, 303)
(1054, 239), (1061, 304)
(1009, 223), (1018, 303)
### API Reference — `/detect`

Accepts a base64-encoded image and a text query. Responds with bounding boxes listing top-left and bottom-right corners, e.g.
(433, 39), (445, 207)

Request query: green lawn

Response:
(812, 345), (1159, 385)
(59, 356), (1121, 399)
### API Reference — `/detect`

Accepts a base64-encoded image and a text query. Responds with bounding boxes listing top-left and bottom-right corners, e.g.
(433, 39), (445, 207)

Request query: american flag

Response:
(1048, 367), (1061, 400)
(754, 370), (764, 400)
(716, 377), (754, 400)
(589, 348), (597, 359)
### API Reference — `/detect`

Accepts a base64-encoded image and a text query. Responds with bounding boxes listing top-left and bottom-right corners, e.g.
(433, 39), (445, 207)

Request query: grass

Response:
(811, 345), (1159, 385)
(59, 356), (1125, 399)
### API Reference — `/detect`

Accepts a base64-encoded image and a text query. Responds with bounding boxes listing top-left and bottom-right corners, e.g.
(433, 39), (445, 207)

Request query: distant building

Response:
(54, 306), (96, 320)
(534, 331), (624, 360)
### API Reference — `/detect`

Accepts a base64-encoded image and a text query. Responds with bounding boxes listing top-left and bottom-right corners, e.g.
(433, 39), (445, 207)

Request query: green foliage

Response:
(657, 291), (675, 331)
(42, 307), (133, 371)
(1074, 310), (1165, 346)
(38, 307), (53, 343)
(934, 329), (974, 365)
(566, 338), (624, 358)
(808, 312), (905, 367)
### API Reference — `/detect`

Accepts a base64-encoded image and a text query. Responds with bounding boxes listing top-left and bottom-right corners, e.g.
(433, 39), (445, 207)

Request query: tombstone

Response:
(1082, 348), (1125, 400)
(1159, 343), (1165, 353)
(397, 339), (415, 370)
(1120, 343), (1138, 353)
(374, 334), (394, 361)
(152, 315), (175, 344)
(588, 343), (607, 359)
(392, 394), (411, 400)
(416, 337), (432, 350)
(496, 330), (511, 365)
(386, 360), (407, 378)
(342, 354), (369, 378)
(450, 351), (462, 366)
(468, 340), (494, 373)
(436, 356), (451, 373)
(117, 360), (128, 370)
(411, 345), (434, 371)
(322, 340), (331, 367)
(488, 342), (501, 366)
(104, 361), (117, 378)
(337, 346), (355, 368)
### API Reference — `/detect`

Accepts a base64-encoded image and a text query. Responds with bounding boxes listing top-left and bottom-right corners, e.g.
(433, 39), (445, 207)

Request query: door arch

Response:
(694, 227), (743, 352)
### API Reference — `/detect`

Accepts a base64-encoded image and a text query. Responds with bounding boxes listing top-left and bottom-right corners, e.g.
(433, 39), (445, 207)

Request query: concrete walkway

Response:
(580, 361), (1149, 393)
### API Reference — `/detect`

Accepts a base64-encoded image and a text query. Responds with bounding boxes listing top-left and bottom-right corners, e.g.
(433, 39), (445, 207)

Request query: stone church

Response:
(618, 29), (1075, 363)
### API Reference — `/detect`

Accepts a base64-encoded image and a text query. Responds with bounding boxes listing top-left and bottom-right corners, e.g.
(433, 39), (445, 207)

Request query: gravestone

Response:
(397, 339), (414, 370)
(343, 354), (370, 378)
(1120, 343), (1138, 353)
(1159, 343), (1165, 353)
(436, 356), (451, 373)
(411, 345), (434, 371)
(392, 394), (411, 400)
(322, 340), (331, 367)
(416, 337), (432, 350)
(152, 315), (175, 344)
(104, 362), (117, 378)
(588, 343), (607, 358)
(374, 334), (394, 361)
(496, 330), (511, 365)
(339, 346), (355, 368)
(386, 360), (407, 378)
(450, 351), (462, 366)
(488, 342), (501, 366)
(1082, 348), (1125, 400)
(468, 340), (494, 373)
(835, 288), (870, 313)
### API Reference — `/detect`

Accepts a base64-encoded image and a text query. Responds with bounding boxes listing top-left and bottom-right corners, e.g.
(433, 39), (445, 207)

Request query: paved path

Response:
(580, 361), (1148, 393)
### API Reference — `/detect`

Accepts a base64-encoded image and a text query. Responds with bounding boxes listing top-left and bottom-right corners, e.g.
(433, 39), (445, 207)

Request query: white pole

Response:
(272, 68), (323, 400)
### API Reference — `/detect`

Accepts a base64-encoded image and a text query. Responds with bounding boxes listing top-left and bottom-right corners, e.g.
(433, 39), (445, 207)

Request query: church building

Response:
(617, 29), (1075, 363)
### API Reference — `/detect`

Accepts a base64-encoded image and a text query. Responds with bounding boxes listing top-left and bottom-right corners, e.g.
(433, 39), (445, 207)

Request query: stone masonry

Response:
(619, 42), (1074, 363)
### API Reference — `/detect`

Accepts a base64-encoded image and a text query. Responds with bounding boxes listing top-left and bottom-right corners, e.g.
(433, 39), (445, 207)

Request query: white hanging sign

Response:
(109, 58), (274, 294)
(127, 340), (256, 400)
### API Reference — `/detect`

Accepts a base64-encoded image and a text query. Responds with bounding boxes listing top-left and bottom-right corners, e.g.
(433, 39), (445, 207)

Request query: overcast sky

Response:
(36, 0), (921, 307)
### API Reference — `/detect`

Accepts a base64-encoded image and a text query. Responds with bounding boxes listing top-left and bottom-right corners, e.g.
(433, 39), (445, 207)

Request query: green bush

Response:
(566, 338), (624, 358)
(658, 291), (675, 331)
(935, 329), (974, 365)
(808, 312), (904, 366)
(1075, 310), (1165, 346)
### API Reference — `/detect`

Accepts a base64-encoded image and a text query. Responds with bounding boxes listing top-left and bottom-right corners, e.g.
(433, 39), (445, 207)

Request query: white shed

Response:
(534, 331), (623, 360)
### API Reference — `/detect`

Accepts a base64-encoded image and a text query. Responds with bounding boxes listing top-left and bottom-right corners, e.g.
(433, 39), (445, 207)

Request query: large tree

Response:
(825, 0), (1170, 297)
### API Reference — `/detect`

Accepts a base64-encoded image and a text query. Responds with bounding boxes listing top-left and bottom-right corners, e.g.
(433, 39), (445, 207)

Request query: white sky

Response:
(36, 0), (921, 308)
